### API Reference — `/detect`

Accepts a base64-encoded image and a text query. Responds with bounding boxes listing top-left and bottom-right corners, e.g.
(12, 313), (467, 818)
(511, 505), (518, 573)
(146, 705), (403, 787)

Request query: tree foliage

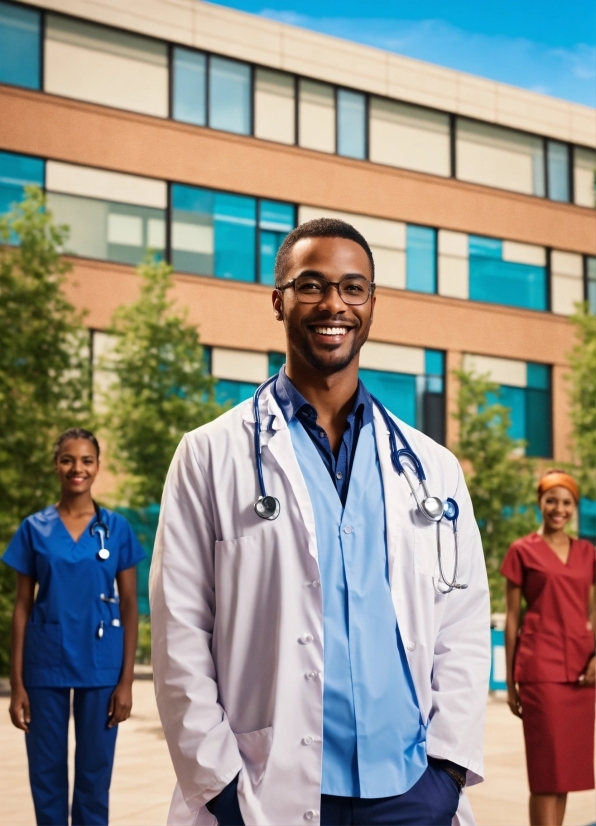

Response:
(101, 257), (224, 506)
(452, 369), (538, 611)
(0, 187), (91, 674)
(568, 305), (596, 500)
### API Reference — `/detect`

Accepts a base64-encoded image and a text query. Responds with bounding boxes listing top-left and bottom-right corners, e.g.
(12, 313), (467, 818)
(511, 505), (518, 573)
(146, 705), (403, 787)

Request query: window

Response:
(468, 235), (547, 311)
(298, 80), (335, 154)
(587, 257), (596, 314)
(406, 225), (437, 294)
(579, 498), (596, 542)
(269, 352), (285, 375)
(574, 147), (596, 208)
(0, 1), (40, 89)
(172, 47), (206, 126)
(0, 151), (44, 219)
(421, 350), (445, 445)
(209, 347), (267, 406)
(456, 119), (544, 197)
(491, 364), (551, 457)
(44, 14), (168, 117)
(546, 140), (570, 202)
(172, 184), (294, 282)
(254, 68), (295, 145)
(259, 201), (295, 285)
(337, 89), (366, 160)
(209, 56), (251, 135)
(215, 379), (258, 406)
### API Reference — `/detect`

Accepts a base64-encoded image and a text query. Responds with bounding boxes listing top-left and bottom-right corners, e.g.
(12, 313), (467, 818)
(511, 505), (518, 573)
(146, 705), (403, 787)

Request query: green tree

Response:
(101, 257), (224, 507)
(568, 305), (596, 500)
(452, 370), (538, 611)
(0, 187), (91, 674)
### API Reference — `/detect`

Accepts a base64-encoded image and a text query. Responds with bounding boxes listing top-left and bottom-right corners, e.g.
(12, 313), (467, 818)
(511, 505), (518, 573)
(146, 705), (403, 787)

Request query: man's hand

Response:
(507, 683), (522, 718)
(108, 680), (133, 727)
(9, 685), (31, 732)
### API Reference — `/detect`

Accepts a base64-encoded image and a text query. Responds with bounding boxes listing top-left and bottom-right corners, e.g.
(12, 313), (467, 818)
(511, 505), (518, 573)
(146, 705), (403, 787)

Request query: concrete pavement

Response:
(1, 683), (594, 825)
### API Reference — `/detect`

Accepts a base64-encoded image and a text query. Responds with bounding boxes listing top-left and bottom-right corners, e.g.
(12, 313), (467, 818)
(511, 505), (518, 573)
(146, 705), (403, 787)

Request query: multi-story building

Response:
(1, 0), (595, 470)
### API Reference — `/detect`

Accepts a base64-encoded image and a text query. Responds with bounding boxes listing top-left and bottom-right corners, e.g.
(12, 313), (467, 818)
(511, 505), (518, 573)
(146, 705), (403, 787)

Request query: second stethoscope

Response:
(90, 501), (110, 561)
(252, 376), (467, 594)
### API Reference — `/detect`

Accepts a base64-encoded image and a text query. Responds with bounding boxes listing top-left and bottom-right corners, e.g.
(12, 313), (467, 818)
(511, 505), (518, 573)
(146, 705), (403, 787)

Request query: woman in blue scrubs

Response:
(3, 428), (145, 826)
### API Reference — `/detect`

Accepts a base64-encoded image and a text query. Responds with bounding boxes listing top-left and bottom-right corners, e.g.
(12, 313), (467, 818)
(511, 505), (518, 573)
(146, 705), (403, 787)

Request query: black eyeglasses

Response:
(278, 274), (375, 306)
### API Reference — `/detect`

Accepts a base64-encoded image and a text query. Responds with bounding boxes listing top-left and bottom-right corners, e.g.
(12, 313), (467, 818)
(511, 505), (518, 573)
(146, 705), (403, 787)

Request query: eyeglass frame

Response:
(276, 273), (376, 306)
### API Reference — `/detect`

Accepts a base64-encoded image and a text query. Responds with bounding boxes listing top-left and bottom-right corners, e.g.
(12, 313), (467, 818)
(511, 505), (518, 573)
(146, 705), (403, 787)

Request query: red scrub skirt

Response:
(519, 682), (595, 794)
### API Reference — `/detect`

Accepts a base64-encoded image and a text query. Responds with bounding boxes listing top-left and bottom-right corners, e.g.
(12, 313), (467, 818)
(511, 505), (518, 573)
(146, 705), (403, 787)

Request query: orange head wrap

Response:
(537, 471), (579, 503)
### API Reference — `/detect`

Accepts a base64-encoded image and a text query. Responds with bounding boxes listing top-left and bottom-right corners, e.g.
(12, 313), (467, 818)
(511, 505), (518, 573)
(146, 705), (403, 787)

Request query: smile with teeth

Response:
(313, 326), (349, 336)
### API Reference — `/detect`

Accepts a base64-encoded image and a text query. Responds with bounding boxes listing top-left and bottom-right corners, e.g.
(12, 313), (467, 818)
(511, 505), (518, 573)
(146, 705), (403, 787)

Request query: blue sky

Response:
(210, 0), (596, 107)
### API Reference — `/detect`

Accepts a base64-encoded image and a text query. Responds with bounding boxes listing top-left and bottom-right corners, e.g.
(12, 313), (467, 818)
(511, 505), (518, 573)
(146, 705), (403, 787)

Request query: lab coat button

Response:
(300, 633), (314, 645)
(343, 526), (353, 534)
(311, 580), (321, 588)
(304, 811), (319, 821)
(302, 735), (314, 745)
(406, 642), (416, 651)
(306, 670), (318, 679)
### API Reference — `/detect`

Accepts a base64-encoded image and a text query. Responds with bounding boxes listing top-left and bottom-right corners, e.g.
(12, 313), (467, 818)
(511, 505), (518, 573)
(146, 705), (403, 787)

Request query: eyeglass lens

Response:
(293, 274), (371, 305)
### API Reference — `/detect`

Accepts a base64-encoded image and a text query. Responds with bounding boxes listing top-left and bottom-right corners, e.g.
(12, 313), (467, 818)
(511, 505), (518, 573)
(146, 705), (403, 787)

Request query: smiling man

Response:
(150, 218), (491, 826)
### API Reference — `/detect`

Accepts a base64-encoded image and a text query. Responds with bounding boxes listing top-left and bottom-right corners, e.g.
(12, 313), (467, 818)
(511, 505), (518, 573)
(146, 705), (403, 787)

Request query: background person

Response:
(502, 470), (596, 826)
(3, 427), (146, 826)
(151, 219), (490, 826)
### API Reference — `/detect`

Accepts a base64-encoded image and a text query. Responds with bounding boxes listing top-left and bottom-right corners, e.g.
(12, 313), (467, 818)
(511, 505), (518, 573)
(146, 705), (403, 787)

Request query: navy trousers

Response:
(212, 759), (460, 826)
(26, 686), (118, 826)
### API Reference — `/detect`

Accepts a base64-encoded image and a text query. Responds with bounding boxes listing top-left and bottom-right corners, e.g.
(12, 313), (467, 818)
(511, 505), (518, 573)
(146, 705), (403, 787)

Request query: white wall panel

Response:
(438, 229), (468, 258)
(574, 147), (596, 208)
(254, 68), (295, 145)
(298, 79), (335, 153)
(551, 250), (583, 278)
(456, 119), (543, 195)
(369, 98), (450, 177)
(211, 348), (268, 383)
(550, 275), (584, 316)
(44, 13), (168, 117)
(463, 354), (527, 387)
(502, 241), (546, 266)
(438, 256), (469, 299)
(360, 341), (425, 375)
(46, 161), (167, 208)
(371, 247), (406, 290)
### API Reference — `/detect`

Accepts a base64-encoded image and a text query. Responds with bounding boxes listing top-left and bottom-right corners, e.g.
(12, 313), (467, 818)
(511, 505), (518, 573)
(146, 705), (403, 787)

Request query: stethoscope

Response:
(90, 502), (120, 638)
(90, 501), (110, 560)
(252, 376), (467, 594)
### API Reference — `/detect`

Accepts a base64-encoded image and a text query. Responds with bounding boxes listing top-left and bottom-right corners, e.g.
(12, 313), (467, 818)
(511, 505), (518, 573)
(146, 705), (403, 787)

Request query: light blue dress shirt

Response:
(289, 417), (427, 798)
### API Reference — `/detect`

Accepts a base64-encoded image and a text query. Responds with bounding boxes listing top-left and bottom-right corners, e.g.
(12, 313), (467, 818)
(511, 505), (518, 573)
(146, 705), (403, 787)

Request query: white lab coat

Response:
(150, 384), (491, 826)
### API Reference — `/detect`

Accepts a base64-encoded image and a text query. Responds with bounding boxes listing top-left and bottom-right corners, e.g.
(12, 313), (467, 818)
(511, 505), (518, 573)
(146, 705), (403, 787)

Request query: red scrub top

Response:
(501, 533), (596, 683)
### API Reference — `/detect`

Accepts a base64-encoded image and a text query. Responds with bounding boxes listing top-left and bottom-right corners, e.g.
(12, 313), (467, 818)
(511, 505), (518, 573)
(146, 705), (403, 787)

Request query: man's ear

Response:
(272, 290), (283, 320)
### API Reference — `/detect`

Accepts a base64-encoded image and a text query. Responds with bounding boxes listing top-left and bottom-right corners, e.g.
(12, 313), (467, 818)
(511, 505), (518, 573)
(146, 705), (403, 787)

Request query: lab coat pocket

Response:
(234, 726), (273, 786)
(96, 624), (124, 670)
(25, 622), (62, 669)
(414, 521), (455, 578)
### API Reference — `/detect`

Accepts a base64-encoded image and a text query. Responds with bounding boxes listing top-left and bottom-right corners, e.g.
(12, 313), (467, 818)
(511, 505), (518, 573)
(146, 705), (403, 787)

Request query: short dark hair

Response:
(53, 428), (100, 462)
(274, 217), (375, 287)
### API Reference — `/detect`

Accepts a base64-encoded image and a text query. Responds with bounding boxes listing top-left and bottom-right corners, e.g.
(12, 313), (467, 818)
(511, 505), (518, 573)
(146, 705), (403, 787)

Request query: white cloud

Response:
(257, 9), (596, 106)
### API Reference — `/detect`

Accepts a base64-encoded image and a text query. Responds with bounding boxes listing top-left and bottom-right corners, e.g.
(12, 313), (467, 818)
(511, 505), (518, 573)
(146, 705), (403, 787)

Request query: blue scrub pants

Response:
(26, 686), (118, 826)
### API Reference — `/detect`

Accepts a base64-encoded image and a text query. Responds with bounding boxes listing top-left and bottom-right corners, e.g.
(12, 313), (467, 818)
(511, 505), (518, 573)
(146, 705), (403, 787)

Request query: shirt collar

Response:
(274, 366), (374, 427)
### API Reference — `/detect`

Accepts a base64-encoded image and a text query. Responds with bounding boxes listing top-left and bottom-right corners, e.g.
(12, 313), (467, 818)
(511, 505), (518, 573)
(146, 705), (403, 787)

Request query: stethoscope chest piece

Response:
(97, 548), (110, 561)
(254, 495), (280, 520)
(91, 508), (111, 561)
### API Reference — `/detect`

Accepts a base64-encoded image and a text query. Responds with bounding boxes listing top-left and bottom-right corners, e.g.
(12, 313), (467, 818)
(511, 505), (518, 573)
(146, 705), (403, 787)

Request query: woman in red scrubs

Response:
(502, 470), (595, 826)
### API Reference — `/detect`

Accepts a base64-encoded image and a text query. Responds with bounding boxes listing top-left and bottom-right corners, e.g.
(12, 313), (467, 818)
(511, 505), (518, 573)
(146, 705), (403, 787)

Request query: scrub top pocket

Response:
(95, 624), (124, 670)
(25, 622), (63, 670)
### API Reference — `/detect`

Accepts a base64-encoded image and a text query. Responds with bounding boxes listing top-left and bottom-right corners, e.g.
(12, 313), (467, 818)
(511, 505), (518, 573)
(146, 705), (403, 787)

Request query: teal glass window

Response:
(171, 184), (256, 281)
(406, 225), (437, 294)
(215, 379), (258, 406)
(469, 235), (547, 311)
(0, 2), (40, 89)
(337, 89), (366, 160)
(587, 257), (596, 314)
(579, 498), (596, 542)
(0, 151), (44, 218)
(47, 192), (165, 266)
(259, 201), (295, 285)
(359, 370), (417, 427)
(268, 352), (285, 376)
(209, 56), (251, 135)
(422, 349), (445, 444)
(547, 141), (570, 202)
(489, 363), (552, 457)
(172, 47), (206, 126)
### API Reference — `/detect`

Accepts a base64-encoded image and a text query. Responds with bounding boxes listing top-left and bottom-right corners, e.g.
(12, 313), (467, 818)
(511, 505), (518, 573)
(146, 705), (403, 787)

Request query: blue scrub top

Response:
(2, 505), (146, 689)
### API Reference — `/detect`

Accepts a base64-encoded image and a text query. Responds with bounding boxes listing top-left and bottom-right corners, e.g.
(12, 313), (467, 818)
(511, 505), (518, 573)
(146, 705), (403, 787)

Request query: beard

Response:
(287, 314), (372, 375)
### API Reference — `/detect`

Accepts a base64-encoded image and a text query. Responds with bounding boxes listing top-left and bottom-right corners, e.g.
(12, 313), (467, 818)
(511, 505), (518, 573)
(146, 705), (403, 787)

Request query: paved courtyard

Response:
(1, 682), (594, 825)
